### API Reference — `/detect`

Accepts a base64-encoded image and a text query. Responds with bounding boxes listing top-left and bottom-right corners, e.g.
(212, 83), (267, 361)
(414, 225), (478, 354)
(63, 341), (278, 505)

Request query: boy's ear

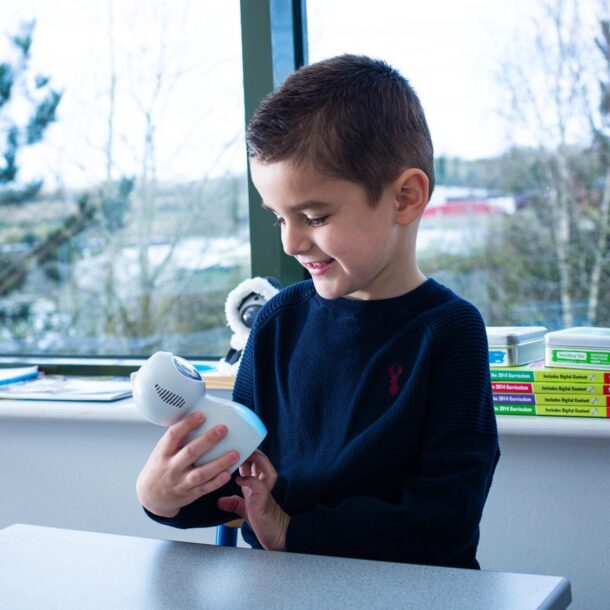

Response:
(393, 169), (429, 225)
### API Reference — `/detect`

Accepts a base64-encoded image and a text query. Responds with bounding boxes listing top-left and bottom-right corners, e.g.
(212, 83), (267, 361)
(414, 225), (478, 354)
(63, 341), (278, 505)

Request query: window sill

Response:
(1, 398), (608, 439)
(0, 391), (232, 424)
(497, 414), (610, 440)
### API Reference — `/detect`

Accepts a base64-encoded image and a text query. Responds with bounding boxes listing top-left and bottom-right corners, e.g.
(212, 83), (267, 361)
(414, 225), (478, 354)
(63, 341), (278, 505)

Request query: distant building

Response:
(418, 185), (515, 254)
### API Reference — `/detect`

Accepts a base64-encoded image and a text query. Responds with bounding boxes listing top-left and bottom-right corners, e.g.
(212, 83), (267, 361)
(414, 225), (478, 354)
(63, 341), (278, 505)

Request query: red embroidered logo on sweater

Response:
(388, 364), (404, 397)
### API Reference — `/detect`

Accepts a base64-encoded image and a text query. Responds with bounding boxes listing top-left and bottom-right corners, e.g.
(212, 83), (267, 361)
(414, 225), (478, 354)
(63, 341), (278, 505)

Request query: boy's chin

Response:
(310, 277), (360, 301)
(312, 278), (378, 301)
(310, 278), (343, 300)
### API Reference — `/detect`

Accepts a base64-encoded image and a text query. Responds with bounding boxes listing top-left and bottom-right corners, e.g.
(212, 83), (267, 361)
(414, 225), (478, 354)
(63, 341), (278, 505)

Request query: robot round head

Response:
(132, 351), (206, 426)
(224, 276), (280, 351)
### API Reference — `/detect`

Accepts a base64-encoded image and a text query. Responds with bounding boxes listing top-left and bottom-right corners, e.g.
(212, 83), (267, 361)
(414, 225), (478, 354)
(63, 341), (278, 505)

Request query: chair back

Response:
(216, 524), (238, 547)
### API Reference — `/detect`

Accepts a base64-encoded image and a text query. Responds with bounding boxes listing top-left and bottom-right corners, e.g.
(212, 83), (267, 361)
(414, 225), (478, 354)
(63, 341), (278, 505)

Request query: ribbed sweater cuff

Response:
(285, 511), (316, 554)
(142, 505), (175, 525)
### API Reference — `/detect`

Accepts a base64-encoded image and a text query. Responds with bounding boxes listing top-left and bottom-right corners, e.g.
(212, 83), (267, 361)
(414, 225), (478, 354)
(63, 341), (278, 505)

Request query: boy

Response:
(136, 54), (500, 568)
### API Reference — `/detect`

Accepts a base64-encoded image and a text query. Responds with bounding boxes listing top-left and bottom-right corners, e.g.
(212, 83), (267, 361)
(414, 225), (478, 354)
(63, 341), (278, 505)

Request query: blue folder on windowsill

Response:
(0, 366), (39, 386)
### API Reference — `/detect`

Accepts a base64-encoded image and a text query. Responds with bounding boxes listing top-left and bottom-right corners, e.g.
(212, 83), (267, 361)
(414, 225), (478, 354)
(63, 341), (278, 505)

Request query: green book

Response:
(535, 404), (609, 418)
(494, 403), (536, 416)
(490, 361), (610, 383)
(537, 393), (608, 406)
(494, 403), (609, 417)
(494, 392), (610, 406)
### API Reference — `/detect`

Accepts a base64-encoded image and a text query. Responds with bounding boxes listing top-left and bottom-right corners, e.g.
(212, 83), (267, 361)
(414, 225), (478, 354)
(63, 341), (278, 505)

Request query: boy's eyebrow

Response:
(261, 200), (332, 213)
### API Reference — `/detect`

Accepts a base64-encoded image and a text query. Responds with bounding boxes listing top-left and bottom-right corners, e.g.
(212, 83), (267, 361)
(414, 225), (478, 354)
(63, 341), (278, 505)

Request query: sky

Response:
(307, 0), (603, 158)
(0, 0), (605, 190)
(307, 0), (528, 159)
(1, 0), (247, 190)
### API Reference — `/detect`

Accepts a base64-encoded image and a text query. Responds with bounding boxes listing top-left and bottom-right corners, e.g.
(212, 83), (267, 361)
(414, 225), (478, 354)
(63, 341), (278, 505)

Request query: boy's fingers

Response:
(218, 495), (246, 518)
(235, 475), (269, 497)
(159, 412), (205, 456)
(248, 449), (274, 469)
(185, 470), (233, 500)
(173, 423), (228, 469)
(184, 450), (239, 489)
(239, 460), (253, 478)
(245, 450), (278, 487)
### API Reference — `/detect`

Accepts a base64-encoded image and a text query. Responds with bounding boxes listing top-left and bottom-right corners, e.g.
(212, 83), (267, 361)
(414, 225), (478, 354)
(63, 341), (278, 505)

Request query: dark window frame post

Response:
(240, 0), (309, 286)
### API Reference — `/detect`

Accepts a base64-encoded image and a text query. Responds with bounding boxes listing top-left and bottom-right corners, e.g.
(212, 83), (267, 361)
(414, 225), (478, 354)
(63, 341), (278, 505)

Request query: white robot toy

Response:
(216, 276), (281, 375)
(132, 351), (267, 472)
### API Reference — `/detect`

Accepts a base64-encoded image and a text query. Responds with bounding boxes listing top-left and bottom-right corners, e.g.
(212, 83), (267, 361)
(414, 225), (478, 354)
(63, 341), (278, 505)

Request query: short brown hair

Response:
(246, 54), (435, 203)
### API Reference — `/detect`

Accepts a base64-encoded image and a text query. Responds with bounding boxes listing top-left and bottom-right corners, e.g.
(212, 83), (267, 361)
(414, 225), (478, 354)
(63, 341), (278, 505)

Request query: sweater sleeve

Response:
(285, 430), (498, 566)
(143, 477), (242, 529)
(285, 306), (500, 567)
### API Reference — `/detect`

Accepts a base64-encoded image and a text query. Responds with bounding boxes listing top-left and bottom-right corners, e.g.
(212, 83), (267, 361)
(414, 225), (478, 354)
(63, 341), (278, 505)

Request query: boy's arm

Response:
(137, 413), (243, 529)
(286, 307), (499, 567)
(285, 430), (498, 566)
(143, 477), (242, 529)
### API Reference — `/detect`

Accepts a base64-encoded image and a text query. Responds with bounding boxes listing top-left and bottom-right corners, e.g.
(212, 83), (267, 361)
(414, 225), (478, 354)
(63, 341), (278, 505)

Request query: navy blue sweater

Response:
(146, 278), (499, 568)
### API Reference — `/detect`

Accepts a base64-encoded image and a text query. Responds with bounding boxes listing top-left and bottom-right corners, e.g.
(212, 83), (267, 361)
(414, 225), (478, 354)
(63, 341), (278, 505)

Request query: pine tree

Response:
(0, 20), (61, 203)
(0, 20), (95, 304)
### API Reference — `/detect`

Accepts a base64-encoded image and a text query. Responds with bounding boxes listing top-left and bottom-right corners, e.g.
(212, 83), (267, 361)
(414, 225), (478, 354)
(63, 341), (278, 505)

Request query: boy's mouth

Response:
(302, 258), (334, 275)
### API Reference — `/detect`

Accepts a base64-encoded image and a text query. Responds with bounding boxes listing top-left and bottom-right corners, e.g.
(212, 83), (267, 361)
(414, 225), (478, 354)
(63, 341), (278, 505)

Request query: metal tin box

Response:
(545, 327), (610, 370)
(486, 326), (547, 367)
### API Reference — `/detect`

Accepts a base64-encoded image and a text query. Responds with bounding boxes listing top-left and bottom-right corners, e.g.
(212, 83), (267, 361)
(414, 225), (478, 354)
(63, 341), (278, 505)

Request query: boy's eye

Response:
(307, 216), (328, 227)
(271, 214), (328, 227)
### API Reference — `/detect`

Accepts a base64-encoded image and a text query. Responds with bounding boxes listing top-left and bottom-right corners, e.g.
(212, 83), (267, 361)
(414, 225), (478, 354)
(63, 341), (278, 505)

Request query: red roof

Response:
(423, 200), (502, 217)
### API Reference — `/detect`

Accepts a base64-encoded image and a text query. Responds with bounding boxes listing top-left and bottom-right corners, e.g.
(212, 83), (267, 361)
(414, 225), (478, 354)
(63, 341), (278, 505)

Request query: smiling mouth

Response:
(302, 258), (334, 275)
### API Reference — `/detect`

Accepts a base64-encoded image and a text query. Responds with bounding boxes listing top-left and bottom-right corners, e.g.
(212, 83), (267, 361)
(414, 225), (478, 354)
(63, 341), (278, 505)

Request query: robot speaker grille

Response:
(154, 383), (186, 408)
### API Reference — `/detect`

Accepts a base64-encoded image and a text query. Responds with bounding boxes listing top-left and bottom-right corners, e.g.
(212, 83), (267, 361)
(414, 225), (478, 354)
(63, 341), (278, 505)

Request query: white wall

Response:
(0, 417), (223, 544)
(478, 432), (609, 610)
(1, 406), (608, 608)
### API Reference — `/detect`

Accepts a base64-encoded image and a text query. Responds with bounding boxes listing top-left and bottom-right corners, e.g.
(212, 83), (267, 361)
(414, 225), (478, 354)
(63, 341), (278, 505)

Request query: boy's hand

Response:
(136, 411), (240, 518)
(217, 450), (290, 551)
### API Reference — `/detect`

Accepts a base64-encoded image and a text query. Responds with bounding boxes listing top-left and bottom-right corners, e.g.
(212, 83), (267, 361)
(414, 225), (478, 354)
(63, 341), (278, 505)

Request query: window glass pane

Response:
(307, 0), (609, 329)
(0, 0), (249, 358)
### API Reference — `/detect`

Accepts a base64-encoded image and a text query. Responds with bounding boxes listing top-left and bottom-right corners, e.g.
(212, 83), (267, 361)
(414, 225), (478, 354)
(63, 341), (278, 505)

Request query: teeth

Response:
(307, 260), (330, 267)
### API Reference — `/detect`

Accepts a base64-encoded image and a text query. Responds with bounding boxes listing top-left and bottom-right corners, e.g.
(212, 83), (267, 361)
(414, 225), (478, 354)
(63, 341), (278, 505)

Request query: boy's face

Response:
(250, 159), (414, 301)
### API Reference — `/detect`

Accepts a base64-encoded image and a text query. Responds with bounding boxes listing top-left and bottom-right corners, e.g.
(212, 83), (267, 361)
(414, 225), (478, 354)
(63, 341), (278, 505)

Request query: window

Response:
(3, 1), (608, 365)
(307, 0), (610, 329)
(0, 1), (249, 358)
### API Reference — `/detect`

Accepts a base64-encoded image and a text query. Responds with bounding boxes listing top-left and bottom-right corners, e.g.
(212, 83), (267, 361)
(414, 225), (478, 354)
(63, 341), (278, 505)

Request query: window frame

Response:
(241, 0), (309, 286)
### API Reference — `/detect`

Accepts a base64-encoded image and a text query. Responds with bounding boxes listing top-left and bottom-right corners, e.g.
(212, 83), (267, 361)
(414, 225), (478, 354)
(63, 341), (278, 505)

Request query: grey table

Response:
(0, 524), (571, 609)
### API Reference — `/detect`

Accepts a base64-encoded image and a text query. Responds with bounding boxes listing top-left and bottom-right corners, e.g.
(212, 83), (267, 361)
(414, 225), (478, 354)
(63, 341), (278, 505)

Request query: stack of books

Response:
(491, 361), (610, 418)
(200, 371), (235, 390)
(193, 362), (235, 390)
(488, 325), (610, 418)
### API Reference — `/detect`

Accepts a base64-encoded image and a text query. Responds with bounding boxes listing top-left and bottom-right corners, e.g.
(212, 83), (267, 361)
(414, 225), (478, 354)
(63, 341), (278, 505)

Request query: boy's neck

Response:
(342, 267), (427, 301)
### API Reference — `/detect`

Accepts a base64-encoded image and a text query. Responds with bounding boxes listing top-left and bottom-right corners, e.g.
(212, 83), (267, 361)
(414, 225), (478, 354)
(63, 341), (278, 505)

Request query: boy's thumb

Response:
(217, 495), (245, 519)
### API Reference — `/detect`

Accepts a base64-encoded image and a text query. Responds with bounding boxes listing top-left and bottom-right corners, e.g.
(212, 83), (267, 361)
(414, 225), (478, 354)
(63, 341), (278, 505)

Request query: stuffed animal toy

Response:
(216, 276), (281, 375)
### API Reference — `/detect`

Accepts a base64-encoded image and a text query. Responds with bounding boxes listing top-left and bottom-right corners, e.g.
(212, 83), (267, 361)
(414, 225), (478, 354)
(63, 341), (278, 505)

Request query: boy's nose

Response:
(281, 223), (310, 256)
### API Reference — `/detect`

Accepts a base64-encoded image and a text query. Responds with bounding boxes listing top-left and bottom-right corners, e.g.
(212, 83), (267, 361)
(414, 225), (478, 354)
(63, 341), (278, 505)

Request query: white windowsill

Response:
(496, 414), (610, 439)
(1, 397), (609, 439)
